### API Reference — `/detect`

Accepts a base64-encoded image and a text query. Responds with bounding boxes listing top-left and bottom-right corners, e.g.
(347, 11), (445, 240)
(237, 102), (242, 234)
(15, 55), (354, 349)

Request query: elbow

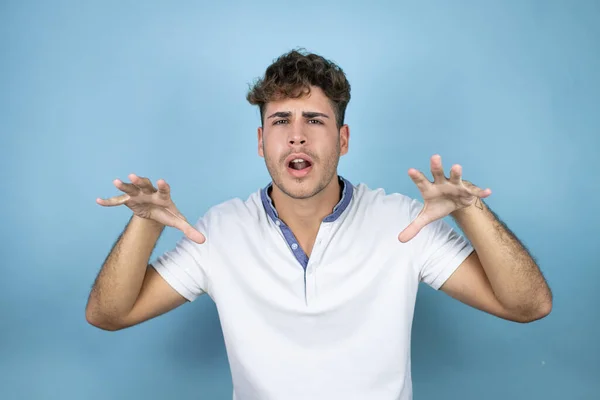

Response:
(85, 308), (125, 332)
(514, 298), (553, 324)
(537, 298), (553, 319)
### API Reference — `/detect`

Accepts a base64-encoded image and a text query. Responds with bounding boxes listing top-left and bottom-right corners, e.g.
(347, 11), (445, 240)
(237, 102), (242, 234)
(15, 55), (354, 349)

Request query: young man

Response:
(87, 49), (552, 400)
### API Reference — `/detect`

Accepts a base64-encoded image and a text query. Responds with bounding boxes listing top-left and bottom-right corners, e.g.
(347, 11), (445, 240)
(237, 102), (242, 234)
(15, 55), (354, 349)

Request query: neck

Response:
(270, 176), (342, 231)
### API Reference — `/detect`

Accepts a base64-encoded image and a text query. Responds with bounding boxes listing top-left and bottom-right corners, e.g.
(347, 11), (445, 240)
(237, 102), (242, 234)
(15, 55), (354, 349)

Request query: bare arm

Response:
(86, 174), (206, 331)
(441, 196), (553, 323)
(85, 216), (186, 330)
(400, 155), (552, 323)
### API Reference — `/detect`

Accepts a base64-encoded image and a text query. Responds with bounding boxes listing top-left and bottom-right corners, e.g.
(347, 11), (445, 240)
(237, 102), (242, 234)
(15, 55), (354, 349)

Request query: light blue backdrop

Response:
(1, 1), (598, 399)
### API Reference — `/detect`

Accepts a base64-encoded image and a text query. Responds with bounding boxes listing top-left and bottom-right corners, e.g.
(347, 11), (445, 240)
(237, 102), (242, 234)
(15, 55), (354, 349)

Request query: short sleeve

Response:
(408, 198), (474, 290)
(150, 217), (211, 301)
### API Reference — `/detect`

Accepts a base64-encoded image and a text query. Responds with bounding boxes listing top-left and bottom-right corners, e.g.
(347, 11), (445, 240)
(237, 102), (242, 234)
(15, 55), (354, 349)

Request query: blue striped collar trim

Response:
(260, 176), (354, 224)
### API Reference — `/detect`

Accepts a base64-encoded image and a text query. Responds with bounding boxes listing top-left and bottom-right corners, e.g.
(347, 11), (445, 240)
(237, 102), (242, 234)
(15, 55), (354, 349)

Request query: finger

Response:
(463, 180), (492, 199)
(430, 154), (446, 183)
(398, 219), (425, 243)
(449, 164), (462, 185)
(477, 187), (492, 198)
(114, 179), (141, 196)
(184, 226), (206, 245)
(407, 168), (432, 192)
(96, 193), (129, 207)
(161, 207), (204, 243)
(129, 174), (156, 194)
(156, 179), (171, 200)
(175, 217), (206, 244)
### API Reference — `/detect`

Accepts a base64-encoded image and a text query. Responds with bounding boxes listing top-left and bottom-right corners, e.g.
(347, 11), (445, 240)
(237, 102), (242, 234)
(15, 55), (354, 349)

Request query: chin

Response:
(277, 171), (335, 201)
(265, 155), (337, 200)
(280, 178), (321, 200)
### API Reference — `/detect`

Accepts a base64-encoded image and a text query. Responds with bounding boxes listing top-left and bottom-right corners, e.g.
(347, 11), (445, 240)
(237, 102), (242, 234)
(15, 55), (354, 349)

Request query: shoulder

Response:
(197, 188), (265, 230)
(350, 182), (423, 221)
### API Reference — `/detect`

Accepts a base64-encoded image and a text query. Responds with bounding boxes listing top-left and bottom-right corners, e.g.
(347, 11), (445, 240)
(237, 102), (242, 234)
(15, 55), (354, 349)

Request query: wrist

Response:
(451, 198), (483, 220)
(131, 214), (165, 232)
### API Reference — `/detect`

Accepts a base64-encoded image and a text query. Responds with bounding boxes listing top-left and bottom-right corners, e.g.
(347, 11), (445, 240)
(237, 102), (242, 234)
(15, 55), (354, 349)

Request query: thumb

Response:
(398, 219), (424, 243)
(398, 206), (430, 243)
(185, 227), (206, 245)
(167, 211), (207, 245)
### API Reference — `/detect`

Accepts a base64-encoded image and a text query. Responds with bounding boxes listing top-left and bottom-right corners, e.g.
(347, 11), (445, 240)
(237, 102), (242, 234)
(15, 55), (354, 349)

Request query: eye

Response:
(273, 119), (288, 125)
(308, 119), (323, 124)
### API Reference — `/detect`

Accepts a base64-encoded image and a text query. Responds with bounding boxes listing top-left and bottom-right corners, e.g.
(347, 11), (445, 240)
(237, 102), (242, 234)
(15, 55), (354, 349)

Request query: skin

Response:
(87, 84), (552, 331)
(257, 86), (349, 256)
(399, 155), (553, 322)
(87, 178), (197, 331)
(85, 86), (349, 330)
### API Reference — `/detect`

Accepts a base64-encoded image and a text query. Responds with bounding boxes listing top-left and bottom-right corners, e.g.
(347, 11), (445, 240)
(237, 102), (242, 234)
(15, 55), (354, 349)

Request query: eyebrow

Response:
(267, 111), (330, 119)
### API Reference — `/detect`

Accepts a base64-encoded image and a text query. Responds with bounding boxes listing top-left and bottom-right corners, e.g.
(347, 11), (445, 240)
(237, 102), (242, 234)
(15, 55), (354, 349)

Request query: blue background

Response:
(1, 1), (598, 399)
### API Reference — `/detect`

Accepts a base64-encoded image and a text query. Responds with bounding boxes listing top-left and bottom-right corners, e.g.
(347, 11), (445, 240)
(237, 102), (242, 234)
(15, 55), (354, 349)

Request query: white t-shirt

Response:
(151, 177), (474, 400)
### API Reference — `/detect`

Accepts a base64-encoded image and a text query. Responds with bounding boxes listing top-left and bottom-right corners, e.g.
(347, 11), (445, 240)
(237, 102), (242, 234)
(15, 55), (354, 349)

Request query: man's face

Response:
(258, 86), (349, 200)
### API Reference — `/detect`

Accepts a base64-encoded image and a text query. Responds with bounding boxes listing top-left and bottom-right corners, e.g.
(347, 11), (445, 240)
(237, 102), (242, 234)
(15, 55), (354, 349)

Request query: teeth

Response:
(292, 159), (306, 163)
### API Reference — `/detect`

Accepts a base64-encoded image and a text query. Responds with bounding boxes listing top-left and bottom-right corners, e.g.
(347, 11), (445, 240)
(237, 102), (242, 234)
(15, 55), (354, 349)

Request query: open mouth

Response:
(288, 158), (312, 171)
(286, 156), (313, 178)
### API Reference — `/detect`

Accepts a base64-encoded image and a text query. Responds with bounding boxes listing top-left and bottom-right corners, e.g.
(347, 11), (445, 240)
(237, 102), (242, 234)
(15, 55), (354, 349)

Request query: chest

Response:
(209, 219), (420, 312)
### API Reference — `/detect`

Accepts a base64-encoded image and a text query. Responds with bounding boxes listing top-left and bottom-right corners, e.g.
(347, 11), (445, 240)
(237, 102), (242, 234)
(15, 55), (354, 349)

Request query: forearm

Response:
(86, 215), (165, 325)
(451, 197), (552, 318)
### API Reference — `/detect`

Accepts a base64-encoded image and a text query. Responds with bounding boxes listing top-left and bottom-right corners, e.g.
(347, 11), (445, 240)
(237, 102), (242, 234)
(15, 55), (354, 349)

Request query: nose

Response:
(288, 125), (307, 146)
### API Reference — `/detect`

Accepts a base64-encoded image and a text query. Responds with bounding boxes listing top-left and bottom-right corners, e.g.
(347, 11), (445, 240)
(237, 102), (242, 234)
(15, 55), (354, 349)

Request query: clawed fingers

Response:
(461, 179), (492, 199)
(96, 193), (129, 207)
(476, 187), (492, 198)
(419, 155), (483, 192)
(96, 178), (135, 206)
(156, 179), (171, 200)
(449, 164), (462, 184)
(128, 174), (157, 194)
(97, 174), (168, 208)
(430, 154), (446, 183)
(407, 168), (431, 191)
(113, 178), (140, 196)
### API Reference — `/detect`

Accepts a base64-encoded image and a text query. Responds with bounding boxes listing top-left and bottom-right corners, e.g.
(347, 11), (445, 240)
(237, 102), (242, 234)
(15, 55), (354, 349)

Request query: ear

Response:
(257, 127), (264, 158)
(339, 124), (350, 156)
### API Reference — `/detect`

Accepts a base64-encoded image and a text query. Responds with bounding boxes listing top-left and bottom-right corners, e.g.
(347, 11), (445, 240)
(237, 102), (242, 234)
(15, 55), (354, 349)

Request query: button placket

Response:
(305, 223), (332, 304)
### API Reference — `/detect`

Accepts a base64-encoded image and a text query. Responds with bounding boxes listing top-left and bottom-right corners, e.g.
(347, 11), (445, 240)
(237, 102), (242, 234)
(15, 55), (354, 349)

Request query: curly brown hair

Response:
(246, 48), (351, 129)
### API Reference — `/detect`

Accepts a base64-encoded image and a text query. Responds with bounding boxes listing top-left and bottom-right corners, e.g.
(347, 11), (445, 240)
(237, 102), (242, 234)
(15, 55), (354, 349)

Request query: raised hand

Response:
(96, 174), (206, 244)
(398, 154), (492, 243)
